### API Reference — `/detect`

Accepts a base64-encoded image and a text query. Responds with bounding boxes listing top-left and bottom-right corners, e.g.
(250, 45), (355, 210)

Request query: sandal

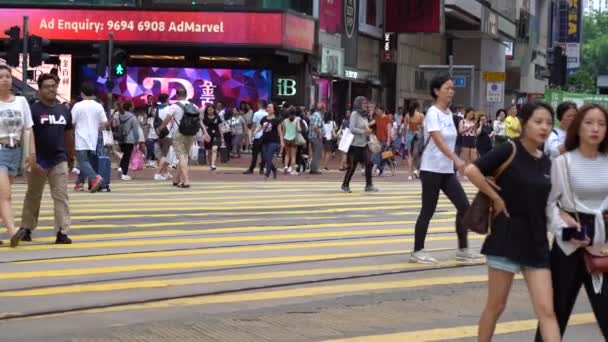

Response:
(177, 183), (191, 188)
(173, 181), (180, 187)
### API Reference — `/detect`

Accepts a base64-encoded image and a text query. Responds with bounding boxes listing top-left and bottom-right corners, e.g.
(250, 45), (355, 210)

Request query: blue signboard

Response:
(454, 76), (466, 88)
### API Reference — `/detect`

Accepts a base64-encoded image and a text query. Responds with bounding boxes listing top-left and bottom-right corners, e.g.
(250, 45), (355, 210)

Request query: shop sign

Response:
(320, 46), (344, 77)
(344, 68), (369, 80)
(277, 78), (298, 97)
(483, 71), (506, 82)
(0, 8), (315, 53)
(6, 54), (72, 102)
(344, 0), (356, 39)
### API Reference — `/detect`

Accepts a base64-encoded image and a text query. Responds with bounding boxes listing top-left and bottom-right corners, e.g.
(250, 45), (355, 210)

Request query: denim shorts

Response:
(0, 148), (22, 176)
(486, 255), (547, 274)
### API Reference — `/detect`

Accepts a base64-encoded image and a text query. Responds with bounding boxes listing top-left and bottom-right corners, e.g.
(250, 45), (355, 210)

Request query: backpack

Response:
(116, 115), (134, 143)
(176, 102), (201, 136)
(152, 107), (170, 139)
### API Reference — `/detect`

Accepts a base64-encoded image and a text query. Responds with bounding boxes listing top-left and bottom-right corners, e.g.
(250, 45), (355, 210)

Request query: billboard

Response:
(385, 0), (441, 33)
(319, 0), (343, 33)
(81, 67), (271, 109)
(0, 8), (315, 53)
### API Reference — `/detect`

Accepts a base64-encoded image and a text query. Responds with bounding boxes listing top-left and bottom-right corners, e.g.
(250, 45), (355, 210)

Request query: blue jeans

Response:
(146, 139), (157, 161)
(373, 142), (390, 171)
(76, 150), (98, 184)
(262, 142), (279, 177)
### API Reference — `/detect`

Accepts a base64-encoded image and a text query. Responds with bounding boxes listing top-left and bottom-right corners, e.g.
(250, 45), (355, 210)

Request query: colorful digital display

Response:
(81, 66), (271, 109)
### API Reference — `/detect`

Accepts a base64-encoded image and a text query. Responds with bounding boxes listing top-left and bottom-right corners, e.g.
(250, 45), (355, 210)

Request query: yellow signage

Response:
(483, 71), (506, 82)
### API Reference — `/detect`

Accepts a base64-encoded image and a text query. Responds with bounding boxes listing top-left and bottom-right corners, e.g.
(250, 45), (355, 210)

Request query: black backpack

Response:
(176, 102), (201, 136)
(152, 107), (170, 139)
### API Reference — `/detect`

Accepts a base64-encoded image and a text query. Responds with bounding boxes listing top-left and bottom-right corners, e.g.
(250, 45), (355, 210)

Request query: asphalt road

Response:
(0, 175), (602, 341)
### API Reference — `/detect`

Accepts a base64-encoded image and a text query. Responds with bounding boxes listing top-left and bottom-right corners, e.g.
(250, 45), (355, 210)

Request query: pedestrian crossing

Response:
(0, 181), (599, 341)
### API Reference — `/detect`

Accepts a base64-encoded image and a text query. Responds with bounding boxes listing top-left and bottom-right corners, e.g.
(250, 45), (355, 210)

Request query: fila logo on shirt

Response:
(40, 114), (67, 125)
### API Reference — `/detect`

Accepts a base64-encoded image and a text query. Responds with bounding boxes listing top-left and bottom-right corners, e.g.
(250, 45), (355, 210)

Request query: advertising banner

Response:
(545, 89), (608, 110)
(0, 8), (314, 53)
(81, 66), (271, 109)
(385, 0), (441, 33)
(319, 0), (343, 33)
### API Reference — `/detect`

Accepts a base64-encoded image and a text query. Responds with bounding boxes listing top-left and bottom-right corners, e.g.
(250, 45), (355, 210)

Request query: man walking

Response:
(243, 100), (267, 174)
(72, 82), (107, 192)
(153, 94), (173, 181)
(309, 102), (325, 175)
(17, 73), (74, 244)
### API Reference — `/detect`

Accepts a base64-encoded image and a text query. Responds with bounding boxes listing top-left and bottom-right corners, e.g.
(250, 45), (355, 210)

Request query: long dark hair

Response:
(408, 102), (419, 118)
(565, 104), (608, 153)
(204, 104), (216, 118)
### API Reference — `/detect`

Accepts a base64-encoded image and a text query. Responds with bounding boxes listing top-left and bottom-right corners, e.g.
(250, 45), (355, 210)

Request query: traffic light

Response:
(549, 46), (568, 87)
(28, 35), (49, 67)
(112, 49), (127, 77)
(1, 26), (21, 67)
(92, 41), (108, 76)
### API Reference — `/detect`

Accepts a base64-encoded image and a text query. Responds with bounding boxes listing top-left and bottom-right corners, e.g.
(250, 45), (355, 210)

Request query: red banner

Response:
(319, 0), (343, 33)
(385, 0), (441, 33)
(0, 8), (314, 52)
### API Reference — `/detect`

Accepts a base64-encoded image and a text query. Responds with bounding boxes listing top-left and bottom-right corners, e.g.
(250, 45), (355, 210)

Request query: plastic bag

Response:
(189, 142), (199, 161)
(129, 147), (145, 171)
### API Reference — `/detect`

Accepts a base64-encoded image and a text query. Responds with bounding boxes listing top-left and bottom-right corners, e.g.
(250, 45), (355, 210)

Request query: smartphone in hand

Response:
(562, 225), (588, 241)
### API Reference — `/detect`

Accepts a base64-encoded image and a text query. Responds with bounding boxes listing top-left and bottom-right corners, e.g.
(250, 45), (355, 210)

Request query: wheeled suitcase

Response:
(90, 139), (112, 192)
(219, 145), (229, 163)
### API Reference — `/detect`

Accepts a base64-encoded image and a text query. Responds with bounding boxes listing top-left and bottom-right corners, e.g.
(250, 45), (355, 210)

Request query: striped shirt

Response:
(569, 150), (608, 209)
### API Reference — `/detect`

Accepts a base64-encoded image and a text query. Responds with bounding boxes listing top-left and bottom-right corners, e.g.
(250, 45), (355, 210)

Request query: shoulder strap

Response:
(494, 140), (517, 179)
(563, 153), (581, 222)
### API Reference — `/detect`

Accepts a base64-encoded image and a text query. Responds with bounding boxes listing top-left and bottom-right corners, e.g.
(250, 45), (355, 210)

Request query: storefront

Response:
(0, 6), (315, 109)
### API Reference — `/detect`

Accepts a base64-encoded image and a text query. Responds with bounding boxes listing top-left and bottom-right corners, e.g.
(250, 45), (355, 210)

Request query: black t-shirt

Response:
(203, 115), (222, 138)
(30, 101), (73, 169)
(476, 123), (494, 153)
(474, 140), (552, 267)
(260, 117), (281, 144)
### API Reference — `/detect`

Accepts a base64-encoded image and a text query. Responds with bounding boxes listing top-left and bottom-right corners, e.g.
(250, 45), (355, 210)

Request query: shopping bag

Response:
(129, 147), (145, 171)
(189, 142), (199, 161)
(102, 130), (114, 146)
(167, 146), (177, 166)
(338, 128), (354, 153)
(368, 134), (382, 154)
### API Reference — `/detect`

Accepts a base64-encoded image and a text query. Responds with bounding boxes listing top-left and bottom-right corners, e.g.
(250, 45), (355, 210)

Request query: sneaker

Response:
(410, 250), (439, 264)
(211, 165), (217, 171)
(341, 185), (352, 193)
(163, 173), (173, 180)
(74, 183), (84, 192)
(10, 228), (27, 247)
(455, 249), (485, 263)
(90, 175), (104, 192)
(290, 170), (299, 176)
(154, 174), (167, 181)
(243, 170), (254, 174)
(55, 232), (72, 244)
(117, 167), (122, 173)
(18, 228), (32, 242)
(121, 174), (132, 181)
(287, 166), (292, 173)
(408, 176), (413, 180)
(364, 185), (379, 193)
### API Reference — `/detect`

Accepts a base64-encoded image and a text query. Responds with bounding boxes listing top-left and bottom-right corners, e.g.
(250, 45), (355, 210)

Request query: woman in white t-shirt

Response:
(410, 75), (483, 264)
(0, 65), (36, 247)
(321, 112), (336, 170)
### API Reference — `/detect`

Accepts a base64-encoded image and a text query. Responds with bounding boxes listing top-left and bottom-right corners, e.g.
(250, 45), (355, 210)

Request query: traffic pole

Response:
(107, 32), (114, 115)
(22, 16), (29, 95)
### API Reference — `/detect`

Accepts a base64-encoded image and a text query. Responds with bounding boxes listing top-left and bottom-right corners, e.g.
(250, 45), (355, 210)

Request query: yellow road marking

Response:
(326, 313), (595, 341)
(16, 239), (459, 265)
(0, 260), (479, 297)
(3, 228), (484, 252)
(28, 221), (456, 242)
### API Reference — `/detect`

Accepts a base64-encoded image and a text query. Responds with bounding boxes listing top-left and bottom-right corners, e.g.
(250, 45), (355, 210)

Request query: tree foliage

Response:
(567, 70), (596, 93)
(581, 12), (608, 80)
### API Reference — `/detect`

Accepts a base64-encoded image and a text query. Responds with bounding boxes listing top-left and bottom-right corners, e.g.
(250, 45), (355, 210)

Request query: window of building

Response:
(358, 0), (383, 38)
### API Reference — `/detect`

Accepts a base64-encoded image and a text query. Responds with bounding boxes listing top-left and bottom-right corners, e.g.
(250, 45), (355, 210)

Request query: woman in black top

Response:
(464, 102), (560, 342)
(257, 103), (284, 180)
(476, 114), (494, 156)
(202, 104), (223, 171)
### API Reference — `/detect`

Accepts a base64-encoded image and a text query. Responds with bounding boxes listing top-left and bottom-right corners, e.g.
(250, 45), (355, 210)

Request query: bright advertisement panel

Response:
(0, 8), (314, 52)
(81, 66), (271, 109)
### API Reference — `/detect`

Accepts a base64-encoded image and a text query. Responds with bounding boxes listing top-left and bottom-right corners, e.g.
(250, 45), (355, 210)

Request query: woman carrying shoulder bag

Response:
(536, 104), (608, 341)
(464, 102), (560, 342)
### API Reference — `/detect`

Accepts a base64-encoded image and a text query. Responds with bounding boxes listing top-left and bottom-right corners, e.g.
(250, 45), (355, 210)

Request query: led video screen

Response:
(81, 66), (271, 109)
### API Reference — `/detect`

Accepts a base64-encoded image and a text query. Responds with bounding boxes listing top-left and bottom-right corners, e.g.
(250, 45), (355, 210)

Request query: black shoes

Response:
(21, 228), (32, 242)
(341, 185), (352, 193)
(56, 232), (72, 244)
(10, 228), (27, 247)
(243, 170), (253, 174)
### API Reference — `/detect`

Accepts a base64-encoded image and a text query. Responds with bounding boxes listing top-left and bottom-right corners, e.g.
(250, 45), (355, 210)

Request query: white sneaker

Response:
(154, 174), (167, 181)
(408, 176), (413, 180)
(287, 166), (293, 173)
(121, 174), (132, 181)
(117, 167), (122, 173)
(163, 173), (173, 180)
(71, 168), (80, 175)
(409, 250), (439, 264)
(455, 249), (485, 263)
(290, 170), (299, 176)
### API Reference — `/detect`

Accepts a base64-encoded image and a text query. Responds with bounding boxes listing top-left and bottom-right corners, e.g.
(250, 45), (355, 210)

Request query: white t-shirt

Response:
(0, 96), (33, 146)
(167, 100), (197, 136)
(252, 109), (268, 139)
(323, 121), (335, 140)
(71, 99), (107, 151)
(420, 105), (457, 174)
(157, 105), (175, 139)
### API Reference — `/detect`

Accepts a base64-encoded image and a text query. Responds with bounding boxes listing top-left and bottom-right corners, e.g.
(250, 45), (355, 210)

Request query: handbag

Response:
(129, 148), (145, 171)
(381, 150), (394, 160)
(463, 140), (517, 235)
(368, 134), (382, 154)
(564, 154), (608, 273)
(338, 128), (354, 153)
(102, 130), (114, 146)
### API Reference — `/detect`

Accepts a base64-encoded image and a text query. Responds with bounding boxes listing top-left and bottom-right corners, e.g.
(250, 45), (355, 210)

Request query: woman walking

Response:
(0, 65), (35, 247)
(341, 96), (377, 193)
(476, 114), (494, 157)
(117, 102), (140, 181)
(258, 102), (283, 180)
(410, 76), (480, 264)
(459, 107), (479, 164)
(536, 104), (608, 340)
(282, 106), (301, 175)
(230, 107), (247, 158)
(493, 109), (508, 145)
(464, 102), (560, 342)
(322, 112), (336, 171)
(202, 104), (222, 170)
(405, 101), (424, 180)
